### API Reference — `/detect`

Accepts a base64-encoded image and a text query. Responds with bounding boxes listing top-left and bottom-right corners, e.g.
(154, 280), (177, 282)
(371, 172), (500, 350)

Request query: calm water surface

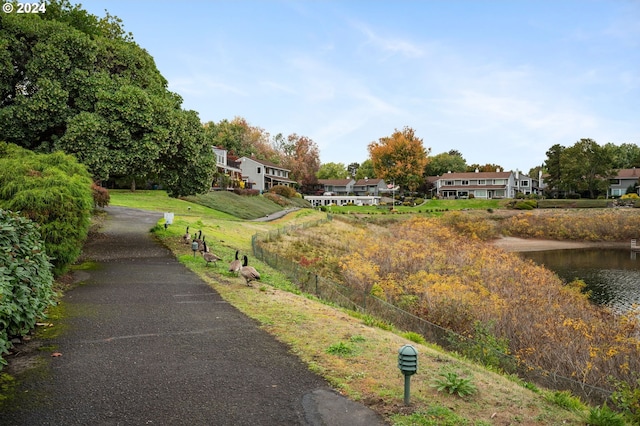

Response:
(520, 248), (640, 313)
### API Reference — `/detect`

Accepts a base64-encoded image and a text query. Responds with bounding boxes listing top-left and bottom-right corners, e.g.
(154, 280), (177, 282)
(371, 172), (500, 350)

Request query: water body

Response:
(520, 248), (640, 313)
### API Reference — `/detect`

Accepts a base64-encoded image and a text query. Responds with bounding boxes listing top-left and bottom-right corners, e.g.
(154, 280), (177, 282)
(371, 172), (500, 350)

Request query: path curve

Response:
(2, 206), (386, 426)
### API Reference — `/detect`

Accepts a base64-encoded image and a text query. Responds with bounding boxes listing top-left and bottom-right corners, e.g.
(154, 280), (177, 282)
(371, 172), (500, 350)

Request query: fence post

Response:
(315, 274), (318, 295)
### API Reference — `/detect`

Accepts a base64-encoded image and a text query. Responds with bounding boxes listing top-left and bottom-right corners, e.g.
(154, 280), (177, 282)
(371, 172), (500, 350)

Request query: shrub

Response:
(431, 370), (477, 397)
(233, 188), (260, 196)
(263, 192), (288, 206)
(586, 403), (625, 426)
(0, 209), (55, 367)
(0, 143), (93, 276)
(270, 185), (297, 198)
(326, 341), (355, 356)
(91, 182), (110, 208)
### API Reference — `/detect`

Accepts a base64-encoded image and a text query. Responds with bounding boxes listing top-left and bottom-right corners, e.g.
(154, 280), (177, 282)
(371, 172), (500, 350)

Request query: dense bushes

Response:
(269, 185), (297, 198)
(0, 143), (93, 275)
(0, 209), (55, 366)
(263, 215), (640, 398)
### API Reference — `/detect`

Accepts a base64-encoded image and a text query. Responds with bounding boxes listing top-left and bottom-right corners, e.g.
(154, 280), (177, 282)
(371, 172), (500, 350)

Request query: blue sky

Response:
(81, 1), (639, 174)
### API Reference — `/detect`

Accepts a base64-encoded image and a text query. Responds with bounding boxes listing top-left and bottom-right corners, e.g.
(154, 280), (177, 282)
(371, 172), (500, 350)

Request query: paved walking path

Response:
(2, 207), (386, 425)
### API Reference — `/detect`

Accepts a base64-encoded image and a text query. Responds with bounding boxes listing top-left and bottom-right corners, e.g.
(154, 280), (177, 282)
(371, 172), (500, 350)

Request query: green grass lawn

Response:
(326, 197), (506, 215)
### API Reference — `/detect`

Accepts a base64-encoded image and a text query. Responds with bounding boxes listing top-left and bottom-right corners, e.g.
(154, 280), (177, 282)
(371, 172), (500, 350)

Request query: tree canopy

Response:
(543, 139), (617, 198)
(317, 162), (348, 180)
(425, 150), (467, 176)
(368, 126), (429, 192)
(0, 1), (213, 197)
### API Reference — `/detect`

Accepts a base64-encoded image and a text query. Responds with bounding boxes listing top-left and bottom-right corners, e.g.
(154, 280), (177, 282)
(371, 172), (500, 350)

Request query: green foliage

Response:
(586, 403), (625, 426)
(326, 341), (355, 357)
(456, 321), (514, 372)
(185, 191), (285, 220)
(545, 390), (585, 411)
(0, 143), (93, 275)
(401, 331), (426, 345)
(316, 162), (348, 180)
(611, 378), (640, 423)
(0, 2), (214, 197)
(0, 209), (55, 367)
(431, 370), (477, 397)
(391, 405), (471, 425)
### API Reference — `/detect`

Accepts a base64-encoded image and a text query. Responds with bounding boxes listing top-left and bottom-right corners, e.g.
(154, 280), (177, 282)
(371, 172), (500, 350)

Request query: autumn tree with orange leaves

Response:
(368, 126), (429, 192)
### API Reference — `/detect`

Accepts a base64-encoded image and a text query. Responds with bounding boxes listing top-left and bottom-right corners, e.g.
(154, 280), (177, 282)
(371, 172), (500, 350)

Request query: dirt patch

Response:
(491, 236), (629, 252)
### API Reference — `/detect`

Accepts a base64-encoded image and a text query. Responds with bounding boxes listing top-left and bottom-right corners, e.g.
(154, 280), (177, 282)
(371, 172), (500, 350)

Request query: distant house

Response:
(433, 169), (543, 199)
(212, 146), (243, 189)
(609, 168), (640, 197)
(316, 179), (355, 196)
(237, 157), (297, 192)
(353, 178), (387, 196)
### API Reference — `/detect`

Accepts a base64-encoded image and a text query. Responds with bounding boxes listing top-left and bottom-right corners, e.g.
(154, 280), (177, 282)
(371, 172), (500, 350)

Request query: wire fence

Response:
(251, 216), (613, 406)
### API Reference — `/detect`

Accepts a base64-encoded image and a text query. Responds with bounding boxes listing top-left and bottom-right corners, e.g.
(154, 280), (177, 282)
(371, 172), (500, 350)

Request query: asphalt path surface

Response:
(2, 207), (386, 425)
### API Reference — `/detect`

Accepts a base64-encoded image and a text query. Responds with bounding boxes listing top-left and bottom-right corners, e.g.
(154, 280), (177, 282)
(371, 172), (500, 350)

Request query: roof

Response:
(317, 179), (354, 186)
(615, 168), (640, 179)
(240, 156), (290, 171)
(354, 178), (384, 186)
(437, 171), (513, 179)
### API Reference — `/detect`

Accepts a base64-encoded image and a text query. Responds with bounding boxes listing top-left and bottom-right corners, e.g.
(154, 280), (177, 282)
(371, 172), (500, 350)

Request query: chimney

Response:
(475, 168), (479, 173)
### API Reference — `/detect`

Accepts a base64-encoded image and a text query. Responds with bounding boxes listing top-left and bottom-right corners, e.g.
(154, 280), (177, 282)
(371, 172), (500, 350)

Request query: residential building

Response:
(316, 179), (355, 195)
(433, 169), (542, 199)
(238, 157), (297, 192)
(609, 168), (640, 197)
(353, 178), (387, 196)
(212, 146), (242, 189)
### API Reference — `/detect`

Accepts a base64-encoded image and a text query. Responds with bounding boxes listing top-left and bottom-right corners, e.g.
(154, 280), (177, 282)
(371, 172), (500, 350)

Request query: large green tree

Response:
(317, 162), (348, 180)
(562, 138), (616, 198)
(0, 1), (213, 196)
(425, 150), (467, 176)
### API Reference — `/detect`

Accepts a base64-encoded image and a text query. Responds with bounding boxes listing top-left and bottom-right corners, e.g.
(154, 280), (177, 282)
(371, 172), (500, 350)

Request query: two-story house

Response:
(316, 179), (355, 195)
(353, 178), (387, 196)
(433, 169), (541, 199)
(609, 168), (640, 197)
(238, 157), (297, 192)
(212, 146), (243, 189)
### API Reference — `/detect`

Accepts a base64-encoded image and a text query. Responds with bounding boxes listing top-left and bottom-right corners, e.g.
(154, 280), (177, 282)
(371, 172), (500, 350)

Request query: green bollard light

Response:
(398, 344), (418, 405)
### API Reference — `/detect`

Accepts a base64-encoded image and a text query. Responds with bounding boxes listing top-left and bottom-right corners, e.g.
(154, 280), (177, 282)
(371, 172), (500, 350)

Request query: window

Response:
(462, 180), (469, 185)
(257, 167), (261, 174)
(610, 179), (621, 185)
(520, 181), (529, 187)
(478, 180), (486, 185)
(445, 180), (454, 186)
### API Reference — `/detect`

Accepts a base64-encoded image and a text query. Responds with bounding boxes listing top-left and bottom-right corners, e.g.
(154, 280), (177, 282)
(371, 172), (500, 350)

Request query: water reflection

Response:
(520, 248), (640, 313)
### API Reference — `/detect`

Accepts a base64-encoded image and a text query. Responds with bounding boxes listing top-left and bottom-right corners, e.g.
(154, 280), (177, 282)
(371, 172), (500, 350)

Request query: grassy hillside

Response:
(109, 190), (594, 424)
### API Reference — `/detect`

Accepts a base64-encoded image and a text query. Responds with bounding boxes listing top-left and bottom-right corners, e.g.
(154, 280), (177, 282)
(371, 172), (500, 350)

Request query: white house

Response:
(433, 170), (543, 199)
(238, 157), (297, 192)
(212, 146), (243, 188)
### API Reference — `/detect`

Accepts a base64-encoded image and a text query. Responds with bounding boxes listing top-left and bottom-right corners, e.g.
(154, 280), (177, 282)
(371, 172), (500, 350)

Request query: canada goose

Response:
(240, 255), (260, 286)
(228, 250), (241, 275)
(182, 226), (191, 244)
(202, 241), (221, 267)
(198, 235), (208, 253)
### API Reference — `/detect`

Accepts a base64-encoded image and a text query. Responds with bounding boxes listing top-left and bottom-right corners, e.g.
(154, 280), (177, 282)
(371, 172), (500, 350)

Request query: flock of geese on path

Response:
(181, 226), (260, 286)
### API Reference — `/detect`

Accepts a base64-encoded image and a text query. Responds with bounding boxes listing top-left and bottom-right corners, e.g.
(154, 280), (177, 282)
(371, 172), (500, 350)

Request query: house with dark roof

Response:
(238, 157), (297, 192)
(609, 168), (640, 197)
(433, 170), (543, 199)
(353, 178), (387, 196)
(316, 179), (355, 195)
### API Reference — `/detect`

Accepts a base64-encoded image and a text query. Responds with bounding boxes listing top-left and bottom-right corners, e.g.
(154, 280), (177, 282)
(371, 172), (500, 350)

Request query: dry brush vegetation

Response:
(262, 211), (640, 401)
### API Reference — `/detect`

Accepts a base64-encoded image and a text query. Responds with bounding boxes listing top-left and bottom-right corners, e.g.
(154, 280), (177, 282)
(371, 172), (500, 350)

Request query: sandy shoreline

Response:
(491, 236), (630, 252)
